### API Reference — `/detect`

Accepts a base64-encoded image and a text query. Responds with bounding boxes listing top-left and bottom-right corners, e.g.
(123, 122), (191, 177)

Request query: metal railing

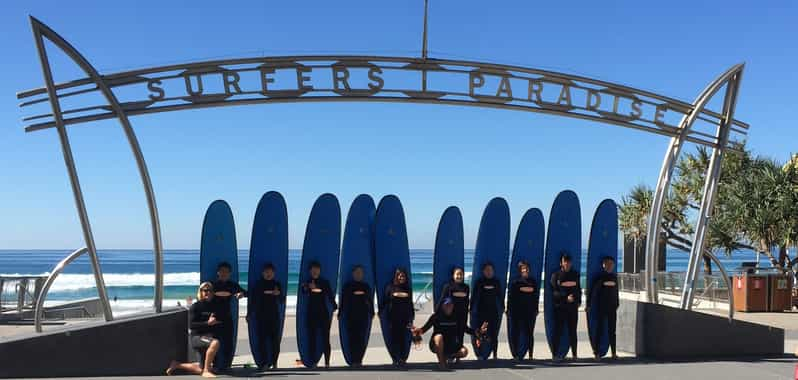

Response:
(33, 247), (90, 332)
(414, 280), (434, 311)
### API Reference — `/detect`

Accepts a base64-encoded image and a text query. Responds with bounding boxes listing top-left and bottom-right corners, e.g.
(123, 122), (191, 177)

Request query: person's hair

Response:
(452, 266), (464, 274)
(217, 262), (232, 271)
(197, 282), (213, 300)
(309, 261), (321, 270)
(352, 265), (364, 272)
(393, 268), (408, 283)
(262, 262), (274, 271)
(560, 253), (572, 263)
(602, 256), (615, 263)
(481, 262), (494, 270)
(517, 260), (530, 270)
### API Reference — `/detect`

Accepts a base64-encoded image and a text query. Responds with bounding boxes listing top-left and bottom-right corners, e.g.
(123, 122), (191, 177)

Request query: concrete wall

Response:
(618, 300), (784, 359)
(0, 308), (188, 378)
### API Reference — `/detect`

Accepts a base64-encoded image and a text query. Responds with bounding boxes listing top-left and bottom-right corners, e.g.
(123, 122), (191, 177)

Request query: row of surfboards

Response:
(199, 190), (617, 368)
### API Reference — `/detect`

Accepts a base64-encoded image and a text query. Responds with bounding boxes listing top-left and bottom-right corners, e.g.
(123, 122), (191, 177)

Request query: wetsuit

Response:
(551, 269), (581, 358)
(507, 276), (539, 359)
(248, 278), (283, 367)
(438, 281), (470, 337)
(189, 299), (219, 368)
(341, 280), (374, 364)
(383, 282), (414, 363)
(211, 279), (245, 370)
(587, 271), (619, 356)
(472, 277), (501, 357)
(302, 277), (337, 365)
(418, 309), (479, 357)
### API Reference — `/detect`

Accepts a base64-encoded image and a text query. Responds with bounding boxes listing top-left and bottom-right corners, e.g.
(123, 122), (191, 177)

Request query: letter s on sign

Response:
(147, 79), (165, 101)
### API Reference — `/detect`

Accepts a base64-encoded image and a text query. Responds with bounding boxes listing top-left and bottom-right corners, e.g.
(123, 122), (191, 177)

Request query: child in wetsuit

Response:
(340, 265), (374, 367)
(167, 282), (221, 378)
(472, 263), (502, 359)
(247, 263), (283, 369)
(586, 256), (619, 360)
(211, 262), (246, 371)
(438, 266), (470, 343)
(413, 297), (488, 370)
(507, 260), (539, 361)
(551, 254), (581, 361)
(382, 268), (414, 367)
(300, 261), (337, 368)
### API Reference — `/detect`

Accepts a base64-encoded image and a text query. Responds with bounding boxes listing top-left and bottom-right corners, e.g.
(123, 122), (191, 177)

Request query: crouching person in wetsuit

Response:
(167, 282), (221, 378)
(301, 261), (337, 368)
(551, 253), (581, 361)
(413, 298), (488, 370)
(340, 265), (374, 367)
(586, 256), (619, 360)
(247, 263), (283, 369)
(507, 260), (539, 361)
(382, 268), (414, 367)
(472, 263), (502, 359)
(211, 262), (246, 371)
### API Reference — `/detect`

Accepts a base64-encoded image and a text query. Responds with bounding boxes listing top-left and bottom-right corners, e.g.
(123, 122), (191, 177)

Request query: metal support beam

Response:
(422, 0), (429, 60)
(34, 247), (89, 332)
(645, 64), (744, 304)
(30, 17), (165, 312)
(30, 22), (113, 322)
(681, 70), (743, 310)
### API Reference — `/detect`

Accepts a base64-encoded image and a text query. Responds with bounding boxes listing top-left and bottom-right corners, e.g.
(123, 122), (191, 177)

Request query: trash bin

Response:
(768, 274), (793, 312)
(731, 274), (768, 312)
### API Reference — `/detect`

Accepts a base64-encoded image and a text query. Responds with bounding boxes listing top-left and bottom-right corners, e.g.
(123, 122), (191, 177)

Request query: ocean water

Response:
(0, 248), (763, 314)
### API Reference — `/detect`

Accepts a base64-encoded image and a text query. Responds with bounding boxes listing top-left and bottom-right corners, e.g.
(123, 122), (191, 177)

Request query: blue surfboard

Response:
(374, 195), (413, 363)
(470, 197), (510, 360)
(247, 191), (288, 368)
(507, 208), (545, 359)
(586, 199), (618, 358)
(296, 194), (341, 368)
(433, 206), (464, 306)
(544, 190), (582, 359)
(199, 200), (238, 370)
(338, 194), (376, 366)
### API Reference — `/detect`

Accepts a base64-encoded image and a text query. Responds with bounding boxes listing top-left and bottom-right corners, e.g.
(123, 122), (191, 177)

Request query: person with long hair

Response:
(438, 267), (469, 348)
(382, 268), (414, 366)
(507, 260), (539, 361)
(166, 282), (221, 378)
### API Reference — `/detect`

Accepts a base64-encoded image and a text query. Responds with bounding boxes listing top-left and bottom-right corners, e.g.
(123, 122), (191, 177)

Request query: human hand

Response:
(208, 314), (219, 326)
(567, 294), (575, 303)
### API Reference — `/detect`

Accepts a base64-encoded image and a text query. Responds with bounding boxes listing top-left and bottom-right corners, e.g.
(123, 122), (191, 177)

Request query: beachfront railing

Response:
(33, 247), (89, 332)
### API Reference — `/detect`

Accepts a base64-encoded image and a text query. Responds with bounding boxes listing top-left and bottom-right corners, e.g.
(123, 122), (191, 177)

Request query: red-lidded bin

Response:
(731, 274), (768, 312)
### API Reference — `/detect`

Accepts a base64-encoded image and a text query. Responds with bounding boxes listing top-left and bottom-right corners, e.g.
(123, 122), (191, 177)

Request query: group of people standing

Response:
(167, 253), (620, 376)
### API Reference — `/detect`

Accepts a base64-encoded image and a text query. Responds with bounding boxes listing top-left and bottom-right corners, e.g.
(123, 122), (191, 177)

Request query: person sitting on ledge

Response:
(413, 297), (488, 371)
(167, 282), (222, 378)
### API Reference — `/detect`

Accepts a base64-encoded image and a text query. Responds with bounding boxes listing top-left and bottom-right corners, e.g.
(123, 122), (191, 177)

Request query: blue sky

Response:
(0, 1), (796, 250)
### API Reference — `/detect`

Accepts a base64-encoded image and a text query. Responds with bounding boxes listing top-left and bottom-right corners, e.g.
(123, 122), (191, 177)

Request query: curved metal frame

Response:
(644, 64), (744, 305)
(702, 250), (735, 321)
(30, 17), (165, 313)
(18, 17), (746, 331)
(33, 247), (88, 332)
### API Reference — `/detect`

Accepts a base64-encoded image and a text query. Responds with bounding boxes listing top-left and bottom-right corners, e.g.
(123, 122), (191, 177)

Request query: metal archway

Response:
(18, 17), (746, 327)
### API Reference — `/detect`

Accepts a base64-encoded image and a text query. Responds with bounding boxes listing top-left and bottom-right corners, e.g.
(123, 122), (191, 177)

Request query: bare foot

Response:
(165, 360), (177, 376)
(201, 370), (217, 378)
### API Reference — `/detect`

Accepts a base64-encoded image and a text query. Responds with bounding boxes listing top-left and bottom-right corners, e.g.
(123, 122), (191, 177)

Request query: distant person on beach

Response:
(551, 253), (581, 361)
(507, 260), (539, 361)
(437, 266), (470, 344)
(300, 261), (337, 368)
(382, 267), (414, 367)
(247, 263), (283, 369)
(211, 261), (246, 370)
(472, 262), (502, 359)
(413, 297), (488, 370)
(167, 282), (221, 378)
(339, 265), (374, 367)
(586, 256), (619, 360)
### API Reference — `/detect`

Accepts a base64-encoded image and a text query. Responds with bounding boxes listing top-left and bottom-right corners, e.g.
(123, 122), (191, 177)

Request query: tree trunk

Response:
(702, 255), (712, 275)
(778, 245), (788, 269)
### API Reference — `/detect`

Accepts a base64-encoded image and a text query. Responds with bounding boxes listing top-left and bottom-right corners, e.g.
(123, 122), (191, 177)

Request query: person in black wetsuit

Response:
(166, 282), (221, 378)
(471, 263), (502, 359)
(507, 260), (539, 361)
(339, 265), (374, 367)
(437, 266), (470, 344)
(586, 256), (619, 361)
(413, 297), (488, 370)
(300, 261), (337, 368)
(381, 268), (414, 367)
(551, 253), (581, 361)
(211, 262), (246, 371)
(247, 263), (283, 369)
